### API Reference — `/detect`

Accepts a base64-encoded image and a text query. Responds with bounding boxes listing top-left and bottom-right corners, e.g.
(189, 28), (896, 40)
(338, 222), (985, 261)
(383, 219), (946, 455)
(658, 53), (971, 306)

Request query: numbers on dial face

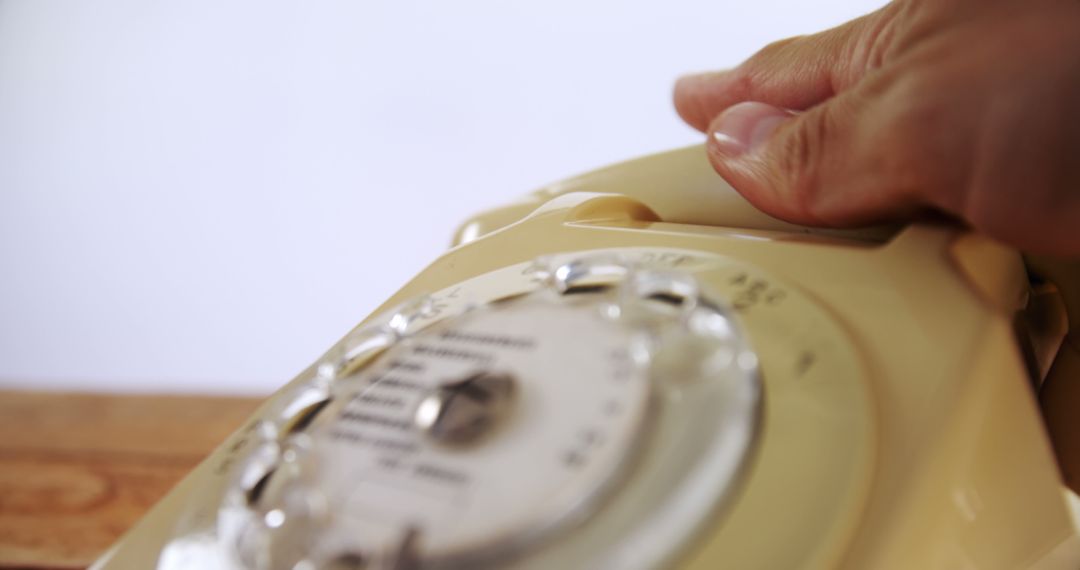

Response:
(310, 295), (655, 565)
(218, 250), (762, 570)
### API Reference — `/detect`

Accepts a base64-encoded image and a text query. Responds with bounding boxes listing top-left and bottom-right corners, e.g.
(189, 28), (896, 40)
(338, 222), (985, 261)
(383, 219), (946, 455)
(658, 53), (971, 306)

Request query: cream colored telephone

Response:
(93, 145), (1080, 569)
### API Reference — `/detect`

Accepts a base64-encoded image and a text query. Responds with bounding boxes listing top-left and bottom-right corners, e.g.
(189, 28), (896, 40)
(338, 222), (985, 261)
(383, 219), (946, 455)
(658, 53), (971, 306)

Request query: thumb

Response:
(705, 91), (925, 227)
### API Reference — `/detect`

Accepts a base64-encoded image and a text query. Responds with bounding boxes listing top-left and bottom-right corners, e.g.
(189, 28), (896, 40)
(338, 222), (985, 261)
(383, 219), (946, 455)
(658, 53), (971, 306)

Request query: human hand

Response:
(674, 0), (1080, 255)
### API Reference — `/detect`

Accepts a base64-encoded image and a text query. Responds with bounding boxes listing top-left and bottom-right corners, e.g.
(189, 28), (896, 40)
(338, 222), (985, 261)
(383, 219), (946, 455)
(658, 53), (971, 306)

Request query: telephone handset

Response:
(93, 145), (1080, 569)
(452, 144), (899, 246)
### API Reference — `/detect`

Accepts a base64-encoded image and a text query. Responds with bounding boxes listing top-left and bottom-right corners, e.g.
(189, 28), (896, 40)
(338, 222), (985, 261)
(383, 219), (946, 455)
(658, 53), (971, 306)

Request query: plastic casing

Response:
(92, 145), (1080, 569)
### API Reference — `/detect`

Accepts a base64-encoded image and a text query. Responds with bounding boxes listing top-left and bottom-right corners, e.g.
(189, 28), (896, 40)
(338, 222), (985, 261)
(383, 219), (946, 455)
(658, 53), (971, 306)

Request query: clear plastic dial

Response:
(212, 252), (762, 570)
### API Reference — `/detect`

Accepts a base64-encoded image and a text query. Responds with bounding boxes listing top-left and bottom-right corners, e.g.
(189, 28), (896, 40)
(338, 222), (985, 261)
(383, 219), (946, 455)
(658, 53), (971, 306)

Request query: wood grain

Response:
(0, 390), (262, 569)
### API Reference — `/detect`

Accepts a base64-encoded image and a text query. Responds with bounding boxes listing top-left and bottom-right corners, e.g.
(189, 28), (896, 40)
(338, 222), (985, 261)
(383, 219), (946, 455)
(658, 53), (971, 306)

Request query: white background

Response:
(0, 0), (884, 394)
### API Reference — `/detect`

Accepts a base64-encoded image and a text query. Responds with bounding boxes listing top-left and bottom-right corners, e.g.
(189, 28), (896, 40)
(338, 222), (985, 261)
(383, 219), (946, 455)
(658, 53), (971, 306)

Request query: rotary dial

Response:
(215, 252), (762, 570)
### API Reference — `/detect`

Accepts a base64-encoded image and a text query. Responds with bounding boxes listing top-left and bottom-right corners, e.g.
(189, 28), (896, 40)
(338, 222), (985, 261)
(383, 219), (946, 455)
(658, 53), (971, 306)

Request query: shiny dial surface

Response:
(311, 293), (654, 567)
(214, 252), (763, 570)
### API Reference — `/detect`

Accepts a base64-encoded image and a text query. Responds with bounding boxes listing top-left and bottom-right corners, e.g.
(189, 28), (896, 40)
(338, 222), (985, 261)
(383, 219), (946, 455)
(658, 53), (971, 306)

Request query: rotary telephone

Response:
(92, 145), (1080, 569)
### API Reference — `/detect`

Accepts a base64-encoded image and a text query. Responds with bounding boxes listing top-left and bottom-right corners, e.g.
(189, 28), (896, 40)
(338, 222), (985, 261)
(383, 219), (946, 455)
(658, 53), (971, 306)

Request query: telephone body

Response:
(92, 146), (1080, 569)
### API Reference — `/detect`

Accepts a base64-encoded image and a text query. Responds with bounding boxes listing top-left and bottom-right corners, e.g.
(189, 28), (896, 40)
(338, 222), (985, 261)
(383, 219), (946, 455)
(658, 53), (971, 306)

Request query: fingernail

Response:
(709, 101), (794, 157)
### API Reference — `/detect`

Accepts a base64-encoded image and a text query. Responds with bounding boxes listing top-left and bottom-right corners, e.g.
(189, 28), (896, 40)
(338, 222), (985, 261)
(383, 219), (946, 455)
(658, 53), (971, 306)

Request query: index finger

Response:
(674, 9), (890, 132)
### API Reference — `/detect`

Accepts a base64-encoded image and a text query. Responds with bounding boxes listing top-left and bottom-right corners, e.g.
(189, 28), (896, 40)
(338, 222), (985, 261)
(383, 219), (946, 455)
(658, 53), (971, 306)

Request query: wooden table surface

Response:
(1, 388), (1075, 570)
(0, 390), (262, 570)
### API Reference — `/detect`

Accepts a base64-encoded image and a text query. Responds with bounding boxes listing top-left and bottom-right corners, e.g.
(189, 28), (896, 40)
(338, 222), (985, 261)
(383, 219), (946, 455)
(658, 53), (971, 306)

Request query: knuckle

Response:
(871, 75), (957, 204)
(855, 1), (910, 72)
(752, 36), (804, 63)
(772, 109), (831, 223)
(738, 36), (805, 88)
